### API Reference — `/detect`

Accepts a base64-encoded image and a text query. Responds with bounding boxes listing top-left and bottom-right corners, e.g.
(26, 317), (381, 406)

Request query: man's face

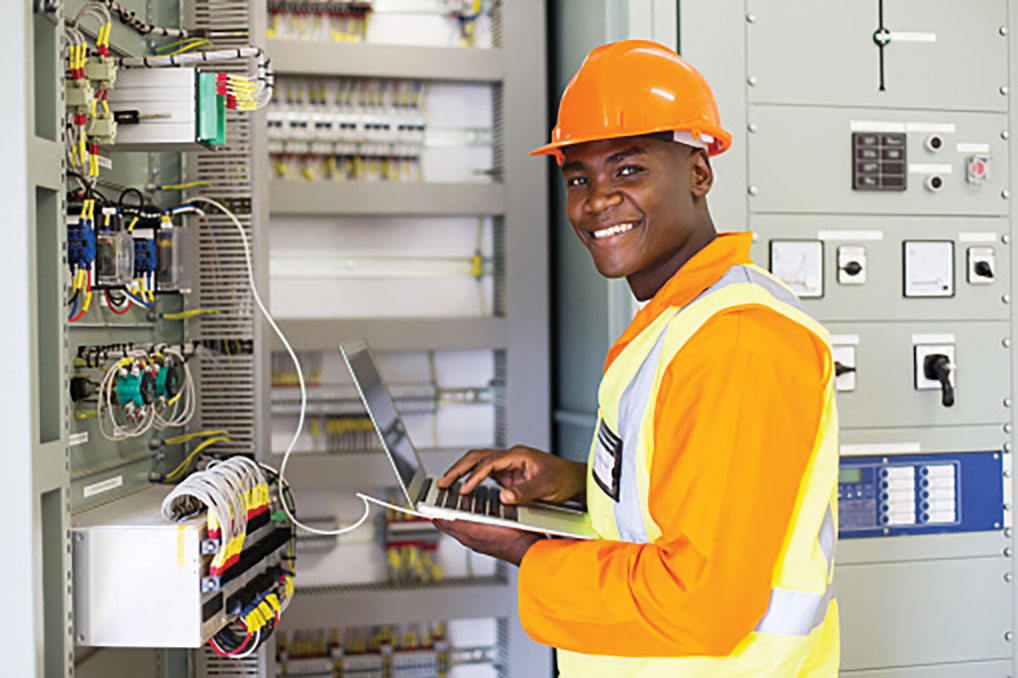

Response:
(561, 136), (704, 292)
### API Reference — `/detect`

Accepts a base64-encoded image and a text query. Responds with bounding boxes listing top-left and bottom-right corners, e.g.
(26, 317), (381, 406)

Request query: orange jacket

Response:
(518, 233), (829, 657)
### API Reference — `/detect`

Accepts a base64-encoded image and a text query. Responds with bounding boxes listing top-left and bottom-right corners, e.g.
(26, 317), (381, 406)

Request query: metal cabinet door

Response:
(746, 0), (1008, 112)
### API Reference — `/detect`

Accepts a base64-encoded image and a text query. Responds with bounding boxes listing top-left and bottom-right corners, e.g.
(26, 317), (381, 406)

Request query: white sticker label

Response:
(69, 432), (89, 447)
(850, 120), (906, 133)
(831, 334), (860, 346)
(817, 230), (884, 241)
(840, 442), (922, 456)
(905, 122), (955, 134)
(911, 333), (956, 344)
(83, 475), (123, 499)
(889, 31), (937, 43)
(957, 143), (990, 153)
(909, 163), (954, 174)
(958, 232), (998, 243)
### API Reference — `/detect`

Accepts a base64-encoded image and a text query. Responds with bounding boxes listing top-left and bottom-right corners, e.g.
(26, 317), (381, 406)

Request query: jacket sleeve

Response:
(517, 306), (829, 657)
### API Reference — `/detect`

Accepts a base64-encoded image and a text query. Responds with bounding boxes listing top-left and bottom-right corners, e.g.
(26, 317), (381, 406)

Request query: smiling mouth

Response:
(591, 221), (640, 240)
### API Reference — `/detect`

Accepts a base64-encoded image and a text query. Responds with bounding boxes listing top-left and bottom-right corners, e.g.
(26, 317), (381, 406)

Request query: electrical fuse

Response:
(96, 231), (135, 287)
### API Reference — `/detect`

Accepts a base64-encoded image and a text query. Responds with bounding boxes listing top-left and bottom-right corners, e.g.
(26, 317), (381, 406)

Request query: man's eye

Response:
(617, 165), (643, 177)
(566, 176), (588, 187)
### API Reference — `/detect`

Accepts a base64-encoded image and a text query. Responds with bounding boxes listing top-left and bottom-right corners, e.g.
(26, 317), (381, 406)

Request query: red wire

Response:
(68, 270), (92, 323)
(105, 290), (132, 315)
(207, 631), (252, 658)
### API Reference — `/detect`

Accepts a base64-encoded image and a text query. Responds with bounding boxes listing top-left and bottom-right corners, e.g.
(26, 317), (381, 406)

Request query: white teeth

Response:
(592, 221), (638, 239)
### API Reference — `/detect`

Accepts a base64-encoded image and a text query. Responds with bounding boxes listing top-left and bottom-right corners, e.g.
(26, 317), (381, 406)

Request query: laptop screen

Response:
(340, 339), (423, 495)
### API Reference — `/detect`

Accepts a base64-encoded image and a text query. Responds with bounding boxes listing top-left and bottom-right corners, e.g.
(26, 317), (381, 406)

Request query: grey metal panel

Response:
(679, 0), (749, 232)
(747, 106), (1009, 216)
(838, 531), (1007, 565)
(269, 180), (505, 217)
(837, 557), (1012, 670)
(841, 659), (1012, 677)
(279, 579), (516, 629)
(267, 40), (505, 82)
(827, 321), (1010, 429)
(746, 0), (1008, 113)
(274, 316), (507, 352)
(268, 449), (464, 488)
(749, 215), (1010, 322)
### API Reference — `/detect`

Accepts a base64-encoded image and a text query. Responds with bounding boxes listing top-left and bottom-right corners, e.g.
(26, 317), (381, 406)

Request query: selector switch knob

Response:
(842, 261), (863, 276)
(975, 261), (994, 278)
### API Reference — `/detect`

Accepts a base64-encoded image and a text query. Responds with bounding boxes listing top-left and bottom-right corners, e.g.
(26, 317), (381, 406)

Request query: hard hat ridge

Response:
(532, 39), (732, 164)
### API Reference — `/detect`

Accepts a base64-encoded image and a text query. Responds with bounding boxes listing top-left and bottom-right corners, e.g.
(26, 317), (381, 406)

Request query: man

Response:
(435, 40), (839, 677)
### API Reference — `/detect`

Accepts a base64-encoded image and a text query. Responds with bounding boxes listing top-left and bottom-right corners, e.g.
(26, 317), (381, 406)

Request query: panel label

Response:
(82, 475), (123, 499)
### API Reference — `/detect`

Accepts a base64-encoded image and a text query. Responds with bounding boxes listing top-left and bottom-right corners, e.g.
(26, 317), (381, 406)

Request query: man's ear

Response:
(689, 149), (713, 199)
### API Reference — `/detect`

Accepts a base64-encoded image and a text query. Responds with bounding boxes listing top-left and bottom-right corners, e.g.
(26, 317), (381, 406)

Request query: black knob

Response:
(975, 261), (994, 278)
(835, 361), (856, 377)
(841, 261), (863, 276)
(923, 354), (955, 407)
(70, 376), (96, 402)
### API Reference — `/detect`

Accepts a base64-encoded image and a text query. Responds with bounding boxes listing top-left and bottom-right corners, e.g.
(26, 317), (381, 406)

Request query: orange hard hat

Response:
(531, 39), (732, 164)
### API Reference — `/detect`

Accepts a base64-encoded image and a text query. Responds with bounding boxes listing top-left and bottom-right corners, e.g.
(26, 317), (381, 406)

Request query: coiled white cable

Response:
(190, 197), (404, 536)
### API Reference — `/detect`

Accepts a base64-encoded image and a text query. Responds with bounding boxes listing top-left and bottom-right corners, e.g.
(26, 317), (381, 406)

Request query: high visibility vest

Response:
(558, 263), (840, 678)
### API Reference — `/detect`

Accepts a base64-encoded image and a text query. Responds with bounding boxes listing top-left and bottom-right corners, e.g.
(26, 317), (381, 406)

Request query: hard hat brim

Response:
(530, 125), (732, 165)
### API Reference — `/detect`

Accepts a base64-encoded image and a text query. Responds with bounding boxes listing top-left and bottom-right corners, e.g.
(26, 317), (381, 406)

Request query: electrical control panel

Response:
(838, 452), (1003, 537)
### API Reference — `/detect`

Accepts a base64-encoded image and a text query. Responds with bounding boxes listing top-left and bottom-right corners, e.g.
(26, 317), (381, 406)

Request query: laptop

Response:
(340, 338), (597, 540)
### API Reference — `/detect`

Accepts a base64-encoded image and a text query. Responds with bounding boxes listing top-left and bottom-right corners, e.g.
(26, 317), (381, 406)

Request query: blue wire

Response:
(67, 291), (80, 320)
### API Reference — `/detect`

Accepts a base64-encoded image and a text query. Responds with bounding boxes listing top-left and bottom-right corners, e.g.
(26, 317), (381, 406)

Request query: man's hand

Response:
(436, 445), (586, 505)
(433, 519), (543, 566)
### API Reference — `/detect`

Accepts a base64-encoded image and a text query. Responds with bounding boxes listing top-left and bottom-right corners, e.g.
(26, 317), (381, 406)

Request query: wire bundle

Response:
(96, 0), (191, 39)
(68, 199), (96, 323)
(117, 47), (274, 110)
(94, 348), (196, 441)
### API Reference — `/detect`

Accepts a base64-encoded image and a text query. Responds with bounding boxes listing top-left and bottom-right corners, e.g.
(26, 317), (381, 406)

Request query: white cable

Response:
(189, 197), (391, 537)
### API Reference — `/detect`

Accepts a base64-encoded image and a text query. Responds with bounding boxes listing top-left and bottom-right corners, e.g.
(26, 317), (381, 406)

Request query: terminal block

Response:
(65, 78), (94, 111)
(133, 237), (157, 276)
(88, 111), (117, 145)
(67, 221), (96, 268)
(84, 55), (117, 89)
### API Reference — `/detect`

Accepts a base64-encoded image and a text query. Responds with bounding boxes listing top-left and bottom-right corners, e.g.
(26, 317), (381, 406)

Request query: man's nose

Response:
(587, 187), (623, 213)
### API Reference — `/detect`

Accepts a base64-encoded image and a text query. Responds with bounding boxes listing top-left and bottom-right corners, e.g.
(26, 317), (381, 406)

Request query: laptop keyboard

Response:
(428, 481), (518, 521)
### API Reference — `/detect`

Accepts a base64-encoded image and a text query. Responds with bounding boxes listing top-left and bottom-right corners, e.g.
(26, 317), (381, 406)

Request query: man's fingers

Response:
(460, 454), (521, 494)
(436, 449), (496, 487)
(499, 477), (551, 504)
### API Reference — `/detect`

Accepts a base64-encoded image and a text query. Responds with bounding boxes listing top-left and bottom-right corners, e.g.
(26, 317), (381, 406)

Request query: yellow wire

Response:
(127, 216), (138, 231)
(155, 181), (212, 191)
(160, 309), (221, 321)
(163, 436), (232, 481)
(163, 429), (229, 446)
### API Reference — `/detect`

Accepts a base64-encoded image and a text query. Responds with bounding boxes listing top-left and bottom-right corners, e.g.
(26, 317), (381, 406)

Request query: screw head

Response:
(747, 75), (759, 87)
(1004, 294), (1012, 304)
(1006, 546), (1013, 557)
(1005, 441), (1013, 453)
(746, 12), (757, 23)
(748, 185), (759, 196)
(1004, 234), (1011, 244)
(1003, 86), (1011, 96)
(1006, 398), (1014, 408)
(1007, 423), (1014, 434)
(1006, 572), (1013, 582)
(1004, 189), (1012, 200)
(748, 123), (759, 133)
(1007, 630), (1014, 642)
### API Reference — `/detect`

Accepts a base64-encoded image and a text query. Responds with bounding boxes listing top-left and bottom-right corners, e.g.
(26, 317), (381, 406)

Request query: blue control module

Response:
(838, 452), (1003, 538)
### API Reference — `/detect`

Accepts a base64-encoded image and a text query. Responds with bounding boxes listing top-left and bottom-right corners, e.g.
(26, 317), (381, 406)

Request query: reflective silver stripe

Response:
(819, 504), (835, 571)
(754, 585), (835, 636)
(613, 330), (668, 543)
(686, 265), (816, 320)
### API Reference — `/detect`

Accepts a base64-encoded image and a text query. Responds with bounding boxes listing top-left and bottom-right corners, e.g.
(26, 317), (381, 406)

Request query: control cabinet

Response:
(678, 0), (1018, 674)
